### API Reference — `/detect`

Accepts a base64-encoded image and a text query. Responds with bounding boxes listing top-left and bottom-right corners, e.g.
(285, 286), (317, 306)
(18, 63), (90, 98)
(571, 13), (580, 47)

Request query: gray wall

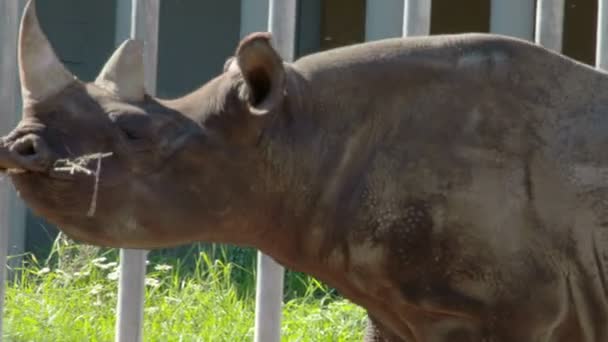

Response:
(37, 0), (118, 80)
(157, 0), (241, 98)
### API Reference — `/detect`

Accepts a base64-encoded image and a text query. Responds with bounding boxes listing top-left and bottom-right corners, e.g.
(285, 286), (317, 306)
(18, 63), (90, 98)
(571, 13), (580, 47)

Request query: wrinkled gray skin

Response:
(3, 2), (608, 341)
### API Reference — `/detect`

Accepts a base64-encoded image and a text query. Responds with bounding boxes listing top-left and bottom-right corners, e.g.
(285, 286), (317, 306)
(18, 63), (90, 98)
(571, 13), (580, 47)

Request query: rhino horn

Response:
(95, 39), (145, 102)
(18, 0), (76, 104)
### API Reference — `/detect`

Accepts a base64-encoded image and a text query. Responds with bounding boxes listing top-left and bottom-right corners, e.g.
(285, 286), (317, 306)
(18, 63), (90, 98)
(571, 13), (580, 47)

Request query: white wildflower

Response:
(95, 261), (118, 270)
(154, 264), (173, 272)
(145, 307), (160, 314)
(145, 277), (160, 288)
(189, 284), (203, 291)
(165, 297), (181, 304)
(36, 267), (50, 276)
(74, 271), (90, 278)
(107, 270), (120, 281)
(91, 257), (107, 265)
(89, 284), (104, 295)
(55, 269), (72, 280)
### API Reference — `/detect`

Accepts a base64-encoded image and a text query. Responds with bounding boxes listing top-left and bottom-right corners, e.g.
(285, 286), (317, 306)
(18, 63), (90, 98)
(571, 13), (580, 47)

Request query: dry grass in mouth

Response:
(52, 152), (113, 217)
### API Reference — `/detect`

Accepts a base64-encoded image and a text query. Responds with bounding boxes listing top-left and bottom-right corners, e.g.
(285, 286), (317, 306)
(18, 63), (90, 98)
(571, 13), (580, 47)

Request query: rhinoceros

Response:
(2, 1), (608, 341)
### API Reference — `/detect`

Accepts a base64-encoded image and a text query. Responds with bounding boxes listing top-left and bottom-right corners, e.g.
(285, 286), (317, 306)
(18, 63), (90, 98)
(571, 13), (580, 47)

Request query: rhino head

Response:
(0, 1), (295, 249)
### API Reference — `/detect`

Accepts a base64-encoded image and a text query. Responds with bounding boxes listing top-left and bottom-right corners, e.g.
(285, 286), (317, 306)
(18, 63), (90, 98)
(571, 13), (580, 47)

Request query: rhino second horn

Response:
(18, 0), (76, 104)
(95, 40), (145, 102)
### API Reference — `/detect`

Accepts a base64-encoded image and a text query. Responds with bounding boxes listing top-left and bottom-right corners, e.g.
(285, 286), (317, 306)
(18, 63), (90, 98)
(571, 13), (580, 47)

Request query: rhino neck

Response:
(246, 66), (379, 278)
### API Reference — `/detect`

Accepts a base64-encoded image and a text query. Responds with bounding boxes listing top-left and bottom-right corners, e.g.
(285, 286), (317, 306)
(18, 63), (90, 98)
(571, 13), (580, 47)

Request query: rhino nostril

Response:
(8, 134), (53, 172)
(12, 136), (37, 157)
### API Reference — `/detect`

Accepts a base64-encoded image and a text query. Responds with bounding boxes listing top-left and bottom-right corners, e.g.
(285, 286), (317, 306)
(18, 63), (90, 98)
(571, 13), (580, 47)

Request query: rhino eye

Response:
(109, 112), (151, 141)
(121, 126), (141, 140)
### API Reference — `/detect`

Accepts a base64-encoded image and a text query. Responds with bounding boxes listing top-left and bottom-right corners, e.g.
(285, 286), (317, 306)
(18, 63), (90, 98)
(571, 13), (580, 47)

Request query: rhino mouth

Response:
(0, 132), (104, 181)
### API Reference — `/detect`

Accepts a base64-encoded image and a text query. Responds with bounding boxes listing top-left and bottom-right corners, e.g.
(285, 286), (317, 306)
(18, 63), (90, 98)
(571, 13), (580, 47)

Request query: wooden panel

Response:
(563, 0), (598, 65)
(431, 0), (490, 34)
(321, 0), (366, 50)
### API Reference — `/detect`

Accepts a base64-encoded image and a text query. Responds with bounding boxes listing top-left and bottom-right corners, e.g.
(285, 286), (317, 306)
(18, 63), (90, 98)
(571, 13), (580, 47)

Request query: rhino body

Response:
(285, 33), (608, 341)
(2, 2), (608, 341)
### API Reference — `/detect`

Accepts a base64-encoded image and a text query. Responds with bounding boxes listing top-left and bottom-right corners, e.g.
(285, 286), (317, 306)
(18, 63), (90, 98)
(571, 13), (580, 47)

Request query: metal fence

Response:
(0, 0), (607, 341)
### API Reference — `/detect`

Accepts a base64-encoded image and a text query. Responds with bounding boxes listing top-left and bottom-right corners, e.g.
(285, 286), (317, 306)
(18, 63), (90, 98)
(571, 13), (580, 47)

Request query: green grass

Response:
(2, 234), (366, 341)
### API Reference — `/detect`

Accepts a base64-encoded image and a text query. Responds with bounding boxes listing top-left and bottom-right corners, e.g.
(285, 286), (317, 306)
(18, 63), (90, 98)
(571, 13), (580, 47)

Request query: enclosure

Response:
(1, 0), (607, 341)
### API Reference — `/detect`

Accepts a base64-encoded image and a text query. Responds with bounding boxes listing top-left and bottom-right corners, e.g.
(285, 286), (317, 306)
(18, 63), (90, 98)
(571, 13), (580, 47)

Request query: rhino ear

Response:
(236, 33), (285, 116)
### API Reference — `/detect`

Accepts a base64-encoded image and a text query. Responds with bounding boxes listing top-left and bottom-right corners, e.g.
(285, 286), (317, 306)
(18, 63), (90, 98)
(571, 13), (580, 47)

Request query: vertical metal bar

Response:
(252, 3), (295, 341)
(0, 189), (6, 342)
(114, 1), (159, 342)
(0, 0), (26, 275)
(268, 0), (297, 61)
(535, 0), (565, 51)
(0, 1), (24, 340)
(598, 0), (608, 70)
(490, 0), (535, 40)
(403, 0), (432, 37)
(115, 250), (148, 342)
(253, 253), (284, 342)
(365, 0), (404, 40)
(131, 0), (160, 95)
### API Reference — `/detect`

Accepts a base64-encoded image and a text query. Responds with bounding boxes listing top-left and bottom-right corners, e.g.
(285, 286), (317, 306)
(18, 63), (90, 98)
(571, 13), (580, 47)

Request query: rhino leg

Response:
(363, 314), (406, 342)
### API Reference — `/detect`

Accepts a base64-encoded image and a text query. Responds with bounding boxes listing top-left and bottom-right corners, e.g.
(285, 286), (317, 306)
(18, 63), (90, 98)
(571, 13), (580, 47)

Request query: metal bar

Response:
(0, 1), (24, 340)
(131, 0), (160, 94)
(535, 0), (565, 51)
(490, 0), (535, 40)
(0, 0), (26, 274)
(365, 0), (404, 40)
(114, 1), (159, 342)
(115, 249), (148, 342)
(598, 0), (608, 70)
(268, 0), (297, 61)
(252, 3), (296, 341)
(254, 252), (285, 342)
(403, 0), (432, 37)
